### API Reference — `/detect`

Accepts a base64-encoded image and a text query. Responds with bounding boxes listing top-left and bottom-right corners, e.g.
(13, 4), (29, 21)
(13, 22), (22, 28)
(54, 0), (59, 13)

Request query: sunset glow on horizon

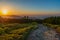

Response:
(0, 0), (60, 16)
(2, 9), (8, 15)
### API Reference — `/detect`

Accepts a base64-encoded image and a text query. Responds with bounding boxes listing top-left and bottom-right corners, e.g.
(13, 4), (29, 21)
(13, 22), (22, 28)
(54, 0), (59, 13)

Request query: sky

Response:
(0, 0), (60, 16)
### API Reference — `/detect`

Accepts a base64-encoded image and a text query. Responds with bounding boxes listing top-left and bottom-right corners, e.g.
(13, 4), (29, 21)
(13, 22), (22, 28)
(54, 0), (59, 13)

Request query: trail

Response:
(27, 24), (59, 40)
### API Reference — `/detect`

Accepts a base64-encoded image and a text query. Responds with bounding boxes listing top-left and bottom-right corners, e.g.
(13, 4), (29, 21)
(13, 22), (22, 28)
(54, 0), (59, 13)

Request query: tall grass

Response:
(0, 22), (38, 40)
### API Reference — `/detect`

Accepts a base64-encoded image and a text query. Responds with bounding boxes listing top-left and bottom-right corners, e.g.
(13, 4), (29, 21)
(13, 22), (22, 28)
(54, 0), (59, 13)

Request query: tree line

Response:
(0, 16), (42, 23)
(0, 16), (60, 24)
(43, 16), (60, 25)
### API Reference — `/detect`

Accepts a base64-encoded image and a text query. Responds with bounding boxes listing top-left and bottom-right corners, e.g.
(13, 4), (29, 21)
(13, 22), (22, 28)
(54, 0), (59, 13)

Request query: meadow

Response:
(0, 22), (38, 40)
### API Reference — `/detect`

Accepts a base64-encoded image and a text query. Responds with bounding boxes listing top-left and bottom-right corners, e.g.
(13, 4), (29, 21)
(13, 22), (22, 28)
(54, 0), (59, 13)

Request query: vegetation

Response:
(43, 23), (60, 34)
(0, 16), (60, 40)
(0, 22), (38, 40)
(43, 16), (60, 34)
(0, 16), (42, 23)
(43, 16), (60, 25)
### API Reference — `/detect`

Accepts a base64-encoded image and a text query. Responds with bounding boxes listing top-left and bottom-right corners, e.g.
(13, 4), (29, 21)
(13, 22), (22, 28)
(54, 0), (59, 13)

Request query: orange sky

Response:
(0, 0), (60, 16)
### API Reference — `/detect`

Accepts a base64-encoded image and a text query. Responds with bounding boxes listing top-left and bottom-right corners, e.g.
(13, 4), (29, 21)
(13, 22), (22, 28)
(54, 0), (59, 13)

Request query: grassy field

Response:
(0, 22), (38, 40)
(43, 23), (60, 34)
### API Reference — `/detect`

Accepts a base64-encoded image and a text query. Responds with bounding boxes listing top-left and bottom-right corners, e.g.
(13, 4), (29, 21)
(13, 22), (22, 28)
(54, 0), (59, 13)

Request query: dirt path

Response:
(27, 24), (59, 40)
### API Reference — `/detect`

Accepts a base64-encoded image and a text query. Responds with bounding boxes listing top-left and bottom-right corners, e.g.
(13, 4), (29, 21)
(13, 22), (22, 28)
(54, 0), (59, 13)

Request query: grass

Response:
(0, 22), (38, 40)
(43, 23), (60, 34)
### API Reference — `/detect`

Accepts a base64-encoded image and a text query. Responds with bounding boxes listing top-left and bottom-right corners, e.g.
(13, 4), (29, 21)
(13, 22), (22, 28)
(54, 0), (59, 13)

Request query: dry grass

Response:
(0, 22), (38, 40)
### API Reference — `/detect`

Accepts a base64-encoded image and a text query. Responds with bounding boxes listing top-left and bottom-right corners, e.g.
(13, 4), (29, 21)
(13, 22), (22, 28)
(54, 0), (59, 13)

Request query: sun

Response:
(2, 9), (8, 15)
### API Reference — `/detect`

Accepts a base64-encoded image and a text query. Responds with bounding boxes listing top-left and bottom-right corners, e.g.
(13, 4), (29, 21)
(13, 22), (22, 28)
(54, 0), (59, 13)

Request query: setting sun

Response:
(2, 9), (8, 15)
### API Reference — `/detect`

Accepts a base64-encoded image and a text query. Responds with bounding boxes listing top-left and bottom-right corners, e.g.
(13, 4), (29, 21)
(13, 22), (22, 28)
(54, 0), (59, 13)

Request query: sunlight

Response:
(2, 9), (8, 15)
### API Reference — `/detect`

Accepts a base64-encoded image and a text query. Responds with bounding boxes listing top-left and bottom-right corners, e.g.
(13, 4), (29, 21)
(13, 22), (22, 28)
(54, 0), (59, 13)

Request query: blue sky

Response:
(0, 0), (60, 15)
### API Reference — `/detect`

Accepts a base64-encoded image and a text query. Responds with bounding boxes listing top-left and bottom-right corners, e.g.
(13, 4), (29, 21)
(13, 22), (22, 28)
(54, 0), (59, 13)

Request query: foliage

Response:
(0, 23), (37, 40)
(43, 16), (60, 25)
(43, 16), (60, 34)
(44, 23), (60, 34)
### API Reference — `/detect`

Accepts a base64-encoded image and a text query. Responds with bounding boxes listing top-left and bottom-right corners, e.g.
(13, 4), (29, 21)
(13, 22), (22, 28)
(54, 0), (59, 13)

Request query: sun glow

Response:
(2, 9), (8, 15)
